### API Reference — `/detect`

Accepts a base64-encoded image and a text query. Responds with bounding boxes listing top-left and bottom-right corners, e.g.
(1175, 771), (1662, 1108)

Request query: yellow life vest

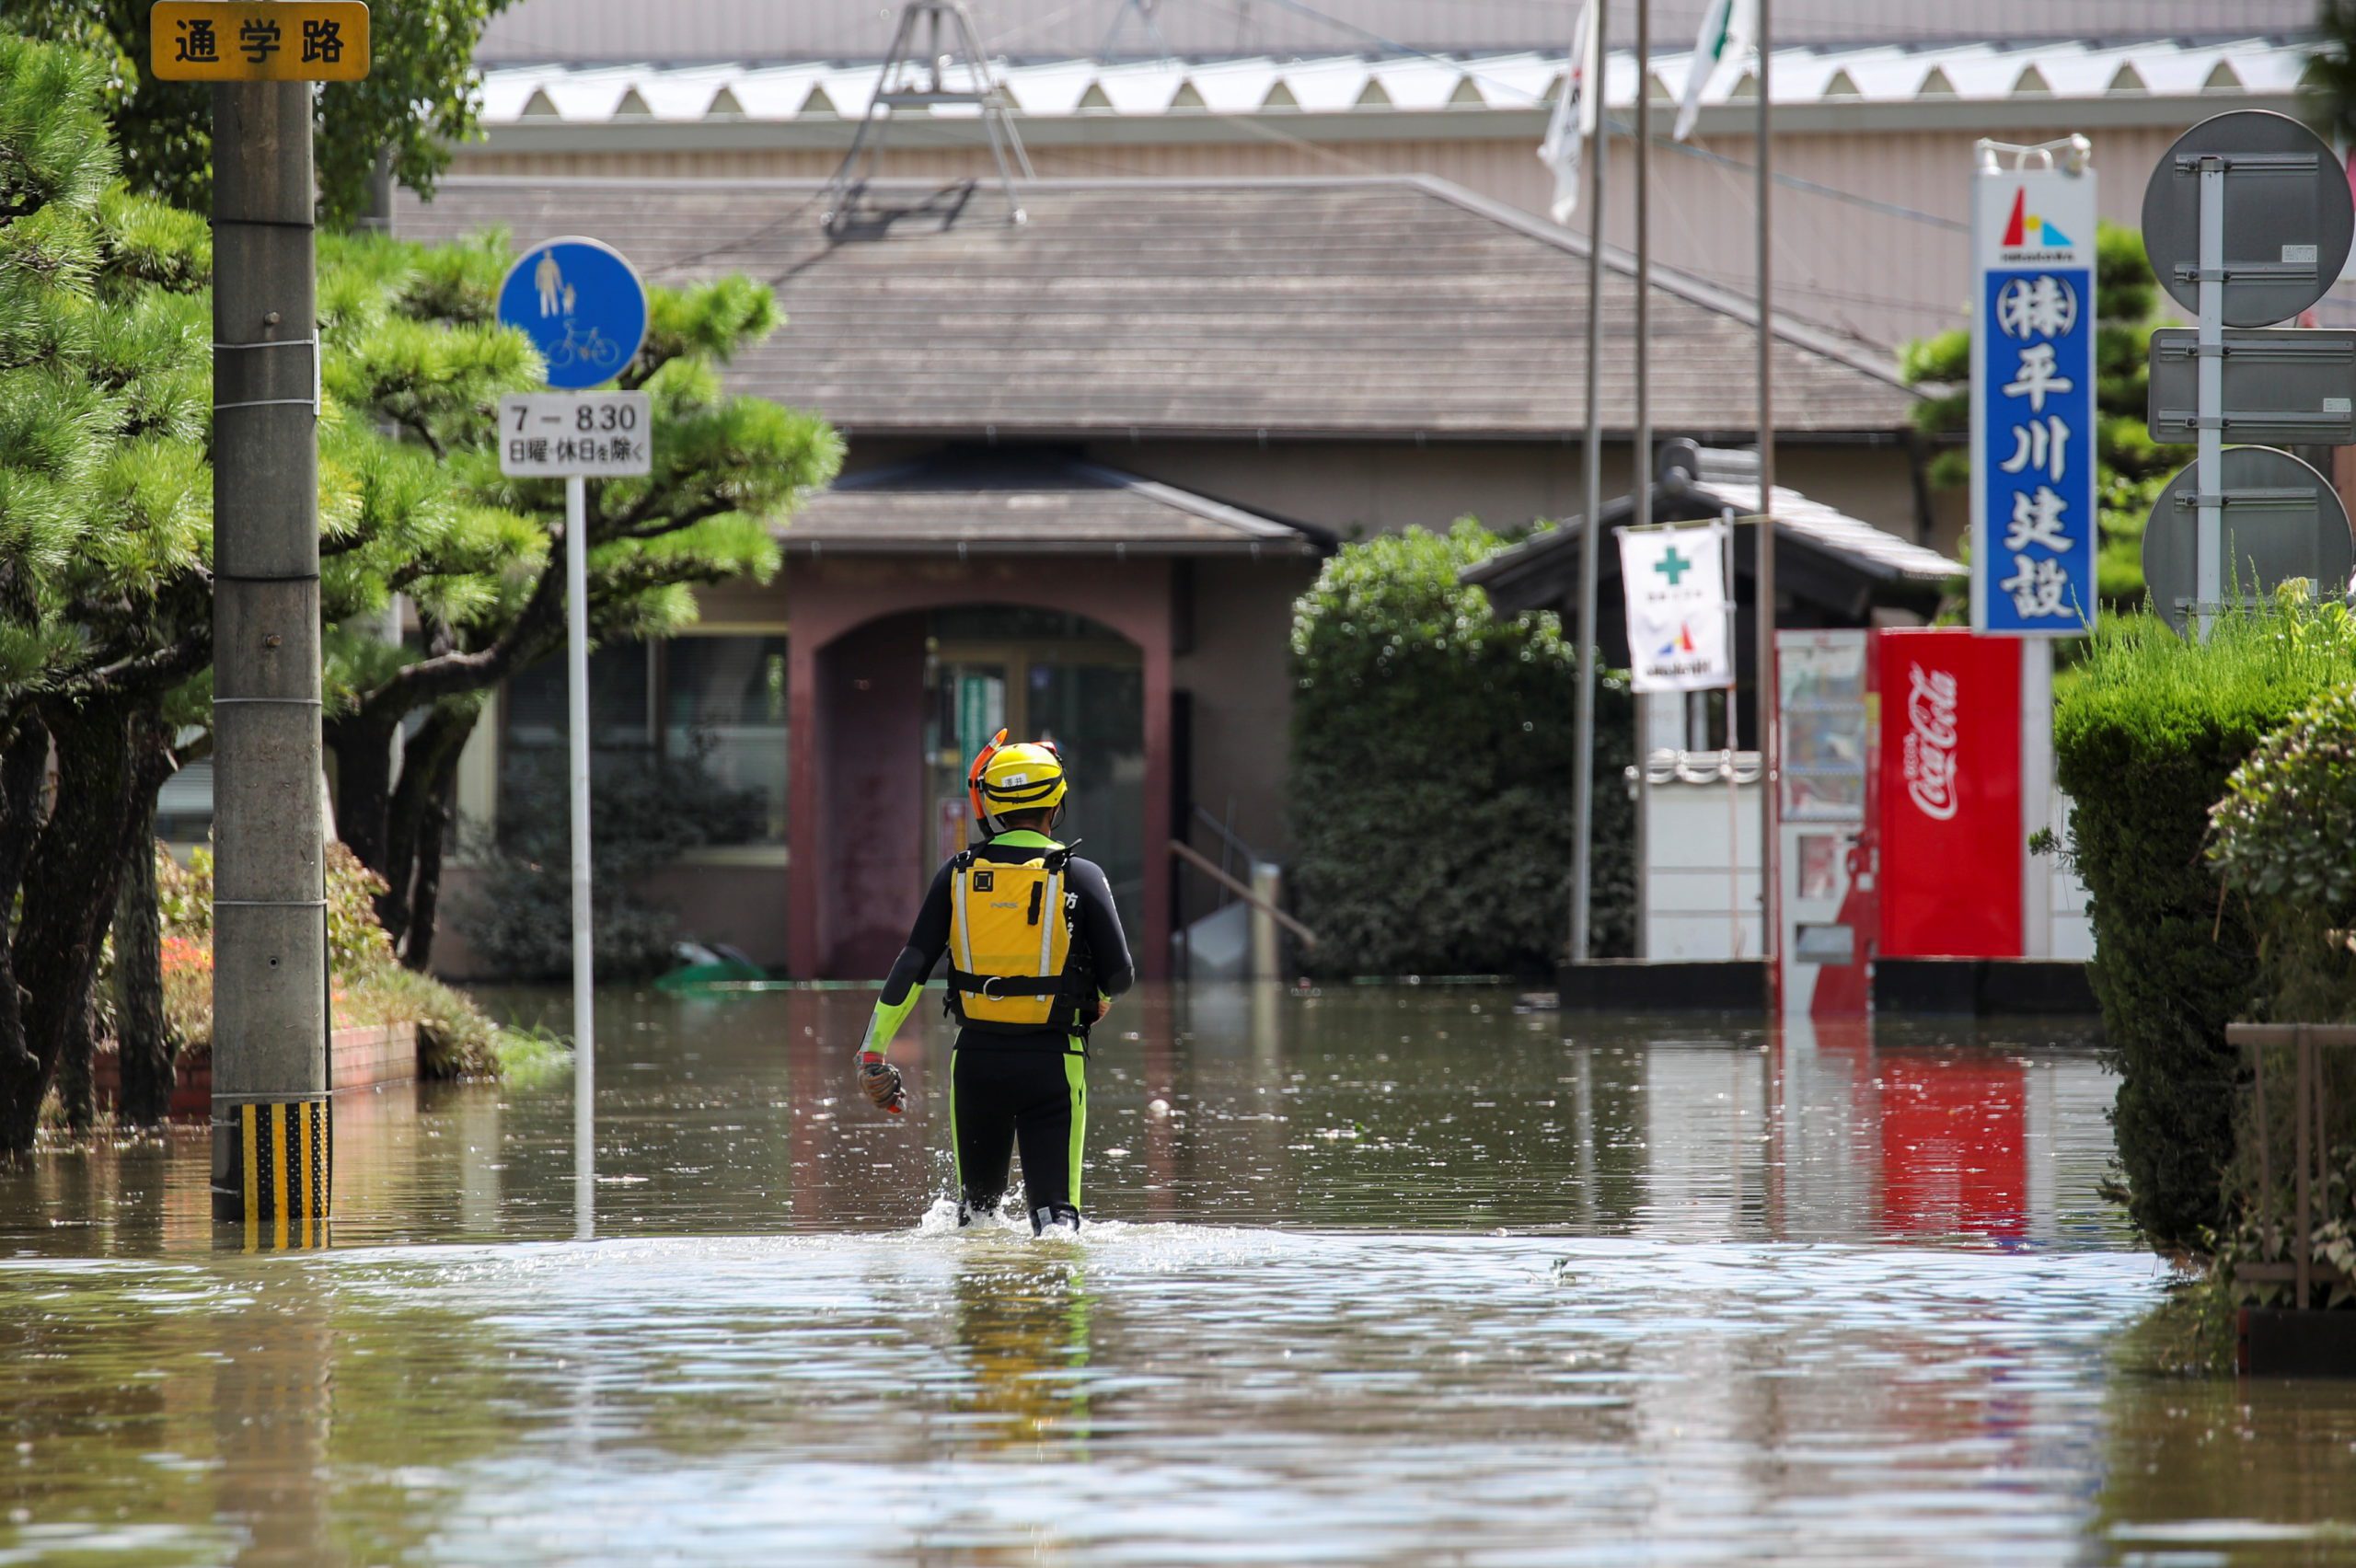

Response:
(947, 847), (1086, 1032)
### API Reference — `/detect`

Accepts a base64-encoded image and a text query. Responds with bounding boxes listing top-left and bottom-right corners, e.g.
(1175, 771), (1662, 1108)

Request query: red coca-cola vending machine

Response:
(1779, 627), (2044, 1020)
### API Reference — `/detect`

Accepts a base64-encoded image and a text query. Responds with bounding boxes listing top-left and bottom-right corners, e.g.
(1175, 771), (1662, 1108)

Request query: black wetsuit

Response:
(868, 829), (1134, 1227)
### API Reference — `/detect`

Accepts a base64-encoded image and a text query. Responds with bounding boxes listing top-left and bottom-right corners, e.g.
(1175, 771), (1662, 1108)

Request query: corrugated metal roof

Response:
(477, 36), (2309, 125)
(476, 0), (2316, 68)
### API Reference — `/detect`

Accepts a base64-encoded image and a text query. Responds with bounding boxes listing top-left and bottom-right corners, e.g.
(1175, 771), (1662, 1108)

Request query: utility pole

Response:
(208, 79), (331, 1242)
(1570, 0), (1611, 965)
(161, 0), (370, 1242)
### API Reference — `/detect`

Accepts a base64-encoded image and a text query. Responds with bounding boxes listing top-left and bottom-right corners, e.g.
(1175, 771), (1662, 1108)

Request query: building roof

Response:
(393, 176), (1918, 441)
(779, 450), (1326, 557)
(1463, 443), (1958, 619)
(477, 35), (2309, 138)
(476, 0), (2315, 67)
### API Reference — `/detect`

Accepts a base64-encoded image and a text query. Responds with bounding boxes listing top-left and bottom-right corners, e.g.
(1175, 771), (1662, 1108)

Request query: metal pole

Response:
(1634, 0), (1652, 540)
(1570, 0), (1611, 965)
(1722, 513), (1741, 958)
(568, 473), (596, 1240)
(1755, 0), (1780, 984)
(2195, 155), (2223, 640)
(1628, 3), (1661, 963)
(209, 81), (332, 1239)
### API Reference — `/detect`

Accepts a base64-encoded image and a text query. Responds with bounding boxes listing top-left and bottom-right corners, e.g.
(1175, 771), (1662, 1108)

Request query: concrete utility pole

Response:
(209, 81), (332, 1241)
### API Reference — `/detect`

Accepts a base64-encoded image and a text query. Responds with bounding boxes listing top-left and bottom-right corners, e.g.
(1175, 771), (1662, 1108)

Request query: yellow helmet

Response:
(966, 730), (1068, 832)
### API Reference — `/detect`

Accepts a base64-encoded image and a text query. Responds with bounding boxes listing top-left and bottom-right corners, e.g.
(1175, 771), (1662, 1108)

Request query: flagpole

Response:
(1756, 0), (1780, 993)
(1570, 0), (1610, 966)
(1634, 0), (1651, 551)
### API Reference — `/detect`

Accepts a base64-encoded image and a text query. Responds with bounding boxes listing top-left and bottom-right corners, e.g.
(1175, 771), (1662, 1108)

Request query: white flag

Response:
(1619, 523), (1735, 693)
(1536, 0), (1600, 223)
(1674, 0), (1758, 142)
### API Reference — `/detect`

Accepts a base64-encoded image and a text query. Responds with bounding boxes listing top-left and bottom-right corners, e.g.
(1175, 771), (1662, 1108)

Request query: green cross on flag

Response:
(1655, 546), (1692, 585)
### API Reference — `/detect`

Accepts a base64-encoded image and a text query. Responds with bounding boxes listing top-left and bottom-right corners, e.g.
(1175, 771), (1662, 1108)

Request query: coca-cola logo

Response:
(1902, 663), (1959, 822)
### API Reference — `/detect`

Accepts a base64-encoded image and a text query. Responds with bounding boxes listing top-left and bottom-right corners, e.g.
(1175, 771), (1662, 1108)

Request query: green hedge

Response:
(1288, 521), (1634, 977)
(2054, 604), (2356, 1247)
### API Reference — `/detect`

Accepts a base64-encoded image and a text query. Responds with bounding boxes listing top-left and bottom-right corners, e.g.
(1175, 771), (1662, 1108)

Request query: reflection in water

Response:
(947, 1236), (1096, 1458)
(1, 986), (2351, 1565)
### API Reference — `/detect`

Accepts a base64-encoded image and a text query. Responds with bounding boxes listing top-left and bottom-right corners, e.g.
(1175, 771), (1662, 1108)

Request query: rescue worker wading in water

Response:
(854, 731), (1134, 1234)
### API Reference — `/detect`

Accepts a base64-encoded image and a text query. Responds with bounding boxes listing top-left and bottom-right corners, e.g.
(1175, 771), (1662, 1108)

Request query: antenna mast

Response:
(823, 0), (1034, 233)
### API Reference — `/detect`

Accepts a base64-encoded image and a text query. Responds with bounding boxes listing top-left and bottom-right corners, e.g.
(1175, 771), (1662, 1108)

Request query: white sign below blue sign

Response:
(1970, 161), (2098, 636)
(496, 236), (649, 391)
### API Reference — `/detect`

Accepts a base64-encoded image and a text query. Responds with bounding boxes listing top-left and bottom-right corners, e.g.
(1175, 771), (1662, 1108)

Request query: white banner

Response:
(1536, 0), (1600, 222)
(1619, 522), (1735, 692)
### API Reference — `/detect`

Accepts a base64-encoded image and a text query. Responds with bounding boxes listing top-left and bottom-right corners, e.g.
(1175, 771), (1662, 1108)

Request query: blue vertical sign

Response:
(1970, 161), (2097, 634)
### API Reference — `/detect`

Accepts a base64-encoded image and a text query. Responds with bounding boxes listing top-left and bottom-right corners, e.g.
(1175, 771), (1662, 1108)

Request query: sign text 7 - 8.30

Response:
(498, 393), (653, 478)
(150, 3), (371, 81)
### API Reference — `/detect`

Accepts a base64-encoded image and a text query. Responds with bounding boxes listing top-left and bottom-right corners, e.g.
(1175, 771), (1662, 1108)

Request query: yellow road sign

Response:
(150, 2), (370, 81)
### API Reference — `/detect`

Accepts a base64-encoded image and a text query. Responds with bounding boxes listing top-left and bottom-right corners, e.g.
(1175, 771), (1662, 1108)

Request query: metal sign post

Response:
(496, 242), (651, 1242)
(2140, 110), (2356, 638)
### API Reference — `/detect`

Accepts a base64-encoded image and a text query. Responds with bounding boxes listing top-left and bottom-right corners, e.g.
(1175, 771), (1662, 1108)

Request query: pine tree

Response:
(0, 36), (841, 1148)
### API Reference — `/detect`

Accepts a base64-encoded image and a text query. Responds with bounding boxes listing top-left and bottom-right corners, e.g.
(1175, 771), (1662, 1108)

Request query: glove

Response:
(858, 1050), (906, 1115)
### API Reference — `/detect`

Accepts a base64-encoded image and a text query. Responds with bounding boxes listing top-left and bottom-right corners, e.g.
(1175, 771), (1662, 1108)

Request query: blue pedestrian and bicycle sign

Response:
(496, 236), (649, 390)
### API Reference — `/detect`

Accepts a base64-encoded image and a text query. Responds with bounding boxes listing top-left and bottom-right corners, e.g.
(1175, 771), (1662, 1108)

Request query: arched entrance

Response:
(785, 559), (1173, 980)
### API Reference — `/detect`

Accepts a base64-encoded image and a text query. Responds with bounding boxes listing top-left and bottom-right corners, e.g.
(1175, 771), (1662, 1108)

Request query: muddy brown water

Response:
(5, 986), (2355, 1565)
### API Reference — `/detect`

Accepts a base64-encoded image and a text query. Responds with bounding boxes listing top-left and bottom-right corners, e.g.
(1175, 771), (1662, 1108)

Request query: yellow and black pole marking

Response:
(217, 1099), (332, 1249)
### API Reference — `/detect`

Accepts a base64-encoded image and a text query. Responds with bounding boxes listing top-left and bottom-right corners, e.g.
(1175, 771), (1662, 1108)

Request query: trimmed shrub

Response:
(2054, 601), (2356, 1247)
(1289, 520), (1634, 977)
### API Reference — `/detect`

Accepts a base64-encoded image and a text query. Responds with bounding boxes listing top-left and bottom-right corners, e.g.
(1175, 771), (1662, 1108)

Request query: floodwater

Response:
(5, 986), (2355, 1566)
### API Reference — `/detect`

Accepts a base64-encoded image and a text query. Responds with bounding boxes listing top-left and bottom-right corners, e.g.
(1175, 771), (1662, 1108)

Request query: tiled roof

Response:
(782, 451), (1326, 556)
(1461, 444), (1959, 617)
(392, 176), (1917, 439)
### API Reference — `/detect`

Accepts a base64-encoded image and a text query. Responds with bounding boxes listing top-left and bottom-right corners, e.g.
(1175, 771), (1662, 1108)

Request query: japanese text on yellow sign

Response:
(150, 3), (370, 81)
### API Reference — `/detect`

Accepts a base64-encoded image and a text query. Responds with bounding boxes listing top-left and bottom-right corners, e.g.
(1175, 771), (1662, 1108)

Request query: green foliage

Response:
(0, 38), (214, 713)
(2054, 602), (2356, 1247)
(2210, 676), (2356, 950)
(1900, 221), (2185, 605)
(2310, 3), (2356, 154)
(459, 752), (768, 982)
(17, 0), (516, 228)
(141, 839), (533, 1078)
(1288, 521), (1635, 977)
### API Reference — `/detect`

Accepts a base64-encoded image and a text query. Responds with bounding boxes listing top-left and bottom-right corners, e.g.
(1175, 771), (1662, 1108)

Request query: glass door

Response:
(924, 613), (1145, 942)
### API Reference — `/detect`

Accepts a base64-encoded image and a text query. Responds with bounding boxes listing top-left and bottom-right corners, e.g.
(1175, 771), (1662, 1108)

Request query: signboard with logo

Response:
(1875, 628), (2023, 959)
(1970, 162), (2098, 635)
(1617, 521), (1734, 693)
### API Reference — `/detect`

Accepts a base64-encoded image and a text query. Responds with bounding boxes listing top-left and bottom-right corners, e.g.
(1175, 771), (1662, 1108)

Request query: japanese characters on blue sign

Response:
(1971, 164), (2097, 635)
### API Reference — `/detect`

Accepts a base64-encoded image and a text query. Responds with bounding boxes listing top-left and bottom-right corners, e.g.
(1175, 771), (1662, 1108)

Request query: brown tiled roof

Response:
(394, 176), (1917, 440)
(780, 450), (1325, 556)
